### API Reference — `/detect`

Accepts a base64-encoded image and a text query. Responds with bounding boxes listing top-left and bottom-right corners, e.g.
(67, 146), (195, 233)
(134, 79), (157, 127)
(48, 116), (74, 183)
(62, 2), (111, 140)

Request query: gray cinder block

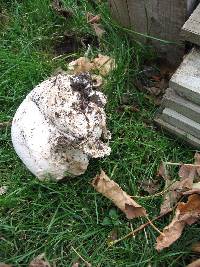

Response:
(181, 3), (200, 46)
(161, 88), (200, 124)
(160, 108), (200, 139)
(154, 117), (200, 148)
(169, 48), (200, 105)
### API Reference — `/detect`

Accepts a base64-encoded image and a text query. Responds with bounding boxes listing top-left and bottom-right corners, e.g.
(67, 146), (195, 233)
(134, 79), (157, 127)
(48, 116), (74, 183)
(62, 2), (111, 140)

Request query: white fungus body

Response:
(11, 73), (111, 181)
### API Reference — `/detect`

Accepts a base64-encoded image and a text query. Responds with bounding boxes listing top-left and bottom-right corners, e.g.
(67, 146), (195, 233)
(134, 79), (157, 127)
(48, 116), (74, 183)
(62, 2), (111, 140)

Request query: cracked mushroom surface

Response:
(11, 73), (111, 181)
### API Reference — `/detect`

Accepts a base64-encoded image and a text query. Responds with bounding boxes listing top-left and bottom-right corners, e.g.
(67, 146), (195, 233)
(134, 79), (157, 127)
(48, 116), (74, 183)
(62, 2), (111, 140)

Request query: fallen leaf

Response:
(92, 170), (147, 219)
(29, 254), (51, 267)
(157, 163), (178, 215)
(156, 194), (200, 251)
(147, 86), (161, 96)
(87, 12), (101, 24)
(52, 0), (73, 18)
(0, 264), (12, 267)
(157, 163), (170, 180)
(192, 242), (200, 253)
(68, 57), (94, 74)
(187, 259), (200, 267)
(139, 180), (160, 195)
(72, 263), (79, 267)
(183, 182), (200, 195)
(92, 23), (105, 38)
(179, 164), (197, 183)
(158, 163), (196, 215)
(87, 13), (105, 38)
(159, 78), (169, 93)
(93, 54), (115, 76)
(0, 186), (7, 196)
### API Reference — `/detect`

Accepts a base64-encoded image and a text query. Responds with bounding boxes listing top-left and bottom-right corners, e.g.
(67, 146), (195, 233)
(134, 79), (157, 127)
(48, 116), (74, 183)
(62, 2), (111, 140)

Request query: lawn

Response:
(0, 1), (198, 266)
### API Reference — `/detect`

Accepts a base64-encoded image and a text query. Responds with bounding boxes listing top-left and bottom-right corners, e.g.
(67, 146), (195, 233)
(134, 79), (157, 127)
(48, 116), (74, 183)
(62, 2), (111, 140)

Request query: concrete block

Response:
(169, 48), (200, 105)
(181, 3), (200, 45)
(154, 117), (200, 148)
(160, 108), (200, 139)
(161, 88), (200, 124)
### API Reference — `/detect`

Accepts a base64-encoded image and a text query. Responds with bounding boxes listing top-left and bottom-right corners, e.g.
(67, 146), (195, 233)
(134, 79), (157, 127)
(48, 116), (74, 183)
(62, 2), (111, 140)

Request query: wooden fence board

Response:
(109, 0), (198, 65)
(108, 0), (130, 27)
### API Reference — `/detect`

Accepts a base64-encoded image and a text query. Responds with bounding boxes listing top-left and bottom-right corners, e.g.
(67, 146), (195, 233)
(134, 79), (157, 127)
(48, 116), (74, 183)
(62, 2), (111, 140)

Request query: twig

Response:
(132, 187), (170, 199)
(109, 209), (172, 246)
(164, 162), (200, 167)
(145, 215), (164, 236)
(0, 121), (11, 128)
(71, 246), (91, 267)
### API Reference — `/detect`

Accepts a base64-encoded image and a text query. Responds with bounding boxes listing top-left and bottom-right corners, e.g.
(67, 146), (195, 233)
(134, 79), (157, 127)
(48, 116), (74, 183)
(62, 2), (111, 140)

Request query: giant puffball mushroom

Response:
(11, 73), (111, 181)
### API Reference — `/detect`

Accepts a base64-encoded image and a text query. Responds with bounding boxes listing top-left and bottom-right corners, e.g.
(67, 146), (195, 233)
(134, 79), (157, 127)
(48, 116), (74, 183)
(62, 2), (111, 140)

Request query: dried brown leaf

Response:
(159, 78), (169, 92)
(160, 184), (179, 216)
(147, 86), (161, 96)
(92, 170), (146, 219)
(29, 254), (51, 267)
(187, 259), (200, 267)
(0, 264), (12, 267)
(139, 180), (160, 195)
(157, 163), (170, 180)
(87, 13), (101, 24)
(92, 23), (105, 38)
(183, 182), (200, 195)
(86, 13), (105, 38)
(157, 163), (178, 215)
(179, 164), (197, 183)
(192, 242), (200, 253)
(159, 162), (197, 215)
(156, 194), (200, 251)
(93, 54), (115, 76)
(68, 57), (94, 74)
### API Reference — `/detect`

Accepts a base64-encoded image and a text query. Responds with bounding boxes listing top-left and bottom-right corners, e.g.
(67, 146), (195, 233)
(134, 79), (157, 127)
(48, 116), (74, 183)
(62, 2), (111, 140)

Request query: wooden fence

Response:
(108, 0), (198, 66)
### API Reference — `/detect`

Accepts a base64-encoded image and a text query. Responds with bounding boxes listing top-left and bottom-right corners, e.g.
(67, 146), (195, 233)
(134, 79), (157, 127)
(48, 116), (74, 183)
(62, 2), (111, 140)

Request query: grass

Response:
(0, 0), (198, 266)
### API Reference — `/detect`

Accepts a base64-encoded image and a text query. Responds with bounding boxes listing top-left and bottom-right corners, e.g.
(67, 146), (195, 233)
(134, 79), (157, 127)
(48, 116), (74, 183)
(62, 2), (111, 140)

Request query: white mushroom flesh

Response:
(11, 73), (111, 181)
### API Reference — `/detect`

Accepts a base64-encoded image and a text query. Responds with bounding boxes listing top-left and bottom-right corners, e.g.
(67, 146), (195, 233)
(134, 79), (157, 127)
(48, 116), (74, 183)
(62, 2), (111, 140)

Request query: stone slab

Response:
(154, 117), (200, 147)
(162, 88), (200, 124)
(182, 3), (200, 45)
(160, 108), (200, 139)
(169, 48), (200, 105)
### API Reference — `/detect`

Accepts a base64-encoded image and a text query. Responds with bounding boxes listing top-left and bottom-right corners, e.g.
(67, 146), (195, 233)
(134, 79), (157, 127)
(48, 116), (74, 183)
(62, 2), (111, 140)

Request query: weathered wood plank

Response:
(181, 3), (200, 45)
(108, 0), (130, 27)
(109, 0), (198, 65)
